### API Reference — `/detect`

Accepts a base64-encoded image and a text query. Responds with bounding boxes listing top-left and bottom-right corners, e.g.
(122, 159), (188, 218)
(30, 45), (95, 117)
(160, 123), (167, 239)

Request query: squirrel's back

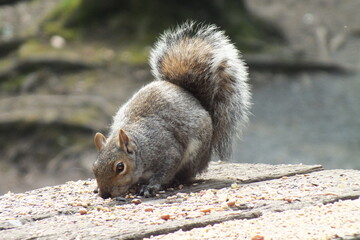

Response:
(150, 22), (251, 161)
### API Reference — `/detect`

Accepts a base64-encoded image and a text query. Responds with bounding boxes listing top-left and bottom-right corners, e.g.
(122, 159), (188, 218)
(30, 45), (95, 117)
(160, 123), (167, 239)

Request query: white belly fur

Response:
(180, 138), (201, 168)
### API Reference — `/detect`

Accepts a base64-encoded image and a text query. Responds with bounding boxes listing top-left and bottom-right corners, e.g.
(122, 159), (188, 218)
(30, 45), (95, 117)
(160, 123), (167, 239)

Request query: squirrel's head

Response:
(92, 129), (137, 199)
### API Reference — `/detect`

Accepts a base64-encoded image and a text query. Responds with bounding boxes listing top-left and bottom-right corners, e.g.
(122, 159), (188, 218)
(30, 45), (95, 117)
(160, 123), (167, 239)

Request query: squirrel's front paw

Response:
(139, 184), (161, 198)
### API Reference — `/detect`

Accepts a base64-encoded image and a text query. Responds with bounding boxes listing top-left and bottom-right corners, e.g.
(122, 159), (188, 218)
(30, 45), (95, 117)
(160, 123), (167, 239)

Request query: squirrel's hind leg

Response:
(174, 147), (212, 184)
(137, 145), (183, 197)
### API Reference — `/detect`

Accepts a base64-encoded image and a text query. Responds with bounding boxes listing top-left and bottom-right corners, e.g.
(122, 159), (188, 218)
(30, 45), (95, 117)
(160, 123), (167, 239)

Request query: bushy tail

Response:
(149, 22), (251, 161)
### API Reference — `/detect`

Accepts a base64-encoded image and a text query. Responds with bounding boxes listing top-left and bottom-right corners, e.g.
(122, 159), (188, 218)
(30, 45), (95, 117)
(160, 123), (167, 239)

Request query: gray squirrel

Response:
(93, 22), (251, 198)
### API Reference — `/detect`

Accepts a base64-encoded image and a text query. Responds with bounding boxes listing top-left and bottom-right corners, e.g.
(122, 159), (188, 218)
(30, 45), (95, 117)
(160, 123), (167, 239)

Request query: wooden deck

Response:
(1, 162), (359, 239)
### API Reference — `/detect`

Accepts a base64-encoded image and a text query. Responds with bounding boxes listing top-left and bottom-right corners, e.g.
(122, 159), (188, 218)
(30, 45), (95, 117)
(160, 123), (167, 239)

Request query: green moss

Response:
(0, 58), (13, 70)
(61, 71), (98, 92)
(17, 39), (105, 65)
(71, 106), (99, 126)
(40, 0), (283, 52)
(48, 0), (82, 22)
(41, 0), (82, 40)
(43, 22), (79, 40)
(17, 39), (52, 58)
(118, 45), (150, 65)
(0, 75), (25, 92)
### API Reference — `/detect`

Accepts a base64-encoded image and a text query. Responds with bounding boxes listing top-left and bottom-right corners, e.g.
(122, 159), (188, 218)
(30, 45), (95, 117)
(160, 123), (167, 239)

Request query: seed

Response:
(79, 209), (88, 215)
(251, 235), (264, 240)
(131, 199), (142, 205)
(160, 214), (170, 220)
(200, 208), (211, 214)
(227, 201), (236, 207)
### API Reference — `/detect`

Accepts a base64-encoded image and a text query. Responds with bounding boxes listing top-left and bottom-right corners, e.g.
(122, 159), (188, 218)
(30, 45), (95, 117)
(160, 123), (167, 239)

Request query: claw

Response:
(114, 196), (127, 202)
(139, 184), (161, 197)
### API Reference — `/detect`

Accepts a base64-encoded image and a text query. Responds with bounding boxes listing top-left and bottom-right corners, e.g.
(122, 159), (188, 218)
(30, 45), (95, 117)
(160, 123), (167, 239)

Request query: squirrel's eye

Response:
(115, 162), (125, 174)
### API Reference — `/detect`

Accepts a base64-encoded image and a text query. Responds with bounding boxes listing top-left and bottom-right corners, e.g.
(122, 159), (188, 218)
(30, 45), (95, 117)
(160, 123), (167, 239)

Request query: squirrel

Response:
(93, 22), (251, 199)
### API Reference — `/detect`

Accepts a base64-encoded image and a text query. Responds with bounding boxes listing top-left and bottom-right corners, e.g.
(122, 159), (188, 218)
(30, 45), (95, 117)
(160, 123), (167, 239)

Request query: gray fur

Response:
(93, 22), (251, 198)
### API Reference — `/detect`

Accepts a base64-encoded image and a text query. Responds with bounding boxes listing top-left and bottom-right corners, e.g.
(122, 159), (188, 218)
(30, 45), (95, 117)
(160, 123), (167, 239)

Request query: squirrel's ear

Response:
(94, 132), (106, 151)
(118, 129), (135, 154)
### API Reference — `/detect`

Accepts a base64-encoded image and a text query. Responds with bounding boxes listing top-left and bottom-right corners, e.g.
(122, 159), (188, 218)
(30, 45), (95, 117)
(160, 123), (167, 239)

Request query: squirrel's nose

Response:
(100, 191), (111, 199)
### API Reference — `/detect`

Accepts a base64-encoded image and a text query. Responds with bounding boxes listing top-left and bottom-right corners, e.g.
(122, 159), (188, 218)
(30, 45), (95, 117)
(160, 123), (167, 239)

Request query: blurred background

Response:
(0, 0), (359, 195)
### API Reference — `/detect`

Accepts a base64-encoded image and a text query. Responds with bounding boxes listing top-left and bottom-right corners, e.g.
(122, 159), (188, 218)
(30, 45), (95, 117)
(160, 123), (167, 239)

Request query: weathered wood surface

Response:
(0, 162), (359, 240)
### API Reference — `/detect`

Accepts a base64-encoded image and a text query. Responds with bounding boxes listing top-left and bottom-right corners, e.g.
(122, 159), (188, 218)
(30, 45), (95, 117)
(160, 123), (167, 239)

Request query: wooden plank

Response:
(149, 198), (360, 240)
(1, 163), (359, 240)
(199, 162), (324, 182)
(0, 162), (323, 226)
